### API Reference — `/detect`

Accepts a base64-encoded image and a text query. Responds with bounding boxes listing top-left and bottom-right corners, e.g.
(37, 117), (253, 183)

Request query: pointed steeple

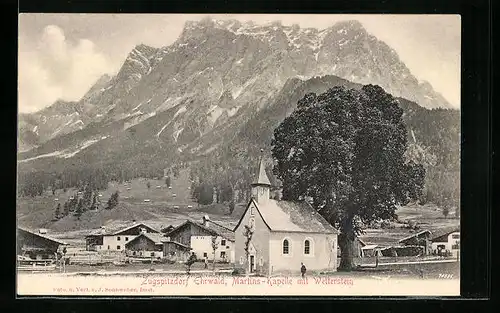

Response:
(252, 151), (271, 186)
(251, 149), (271, 203)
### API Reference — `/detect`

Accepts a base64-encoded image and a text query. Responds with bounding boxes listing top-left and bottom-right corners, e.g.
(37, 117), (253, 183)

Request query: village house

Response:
(17, 226), (68, 260)
(165, 217), (235, 263)
(163, 240), (192, 263)
(234, 156), (339, 275)
(125, 232), (166, 259)
(85, 222), (160, 252)
(430, 227), (460, 257)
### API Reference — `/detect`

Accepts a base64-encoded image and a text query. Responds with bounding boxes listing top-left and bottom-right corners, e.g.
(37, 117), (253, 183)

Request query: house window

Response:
(451, 234), (460, 239)
(125, 237), (129, 241)
(239, 256), (244, 265)
(117, 236), (121, 241)
(221, 239), (226, 246)
(151, 252), (155, 257)
(107, 245), (110, 250)
(117, 245), (121, 250)
(304, 240), (311, 255)
(283, 239), (290, 254)
(250, 206), (254, 216)
(220, 251), (226, 258)
(203, 252), (208, 258)
(452, 241), (460, 249)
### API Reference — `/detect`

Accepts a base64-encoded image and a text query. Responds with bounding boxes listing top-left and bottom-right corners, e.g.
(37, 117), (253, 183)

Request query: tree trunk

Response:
(338, 216), (356, 271)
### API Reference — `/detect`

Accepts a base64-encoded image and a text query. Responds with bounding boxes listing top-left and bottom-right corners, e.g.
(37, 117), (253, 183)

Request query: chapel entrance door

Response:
(249, 255), (255, 273)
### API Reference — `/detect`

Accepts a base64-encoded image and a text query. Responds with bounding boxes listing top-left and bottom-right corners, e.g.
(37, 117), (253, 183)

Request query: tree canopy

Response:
(272, 85), (425, 270)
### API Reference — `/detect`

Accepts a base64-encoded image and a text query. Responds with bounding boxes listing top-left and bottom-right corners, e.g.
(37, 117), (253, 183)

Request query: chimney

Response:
(202, 215), (210, 227)
(38, 229), (47, 234)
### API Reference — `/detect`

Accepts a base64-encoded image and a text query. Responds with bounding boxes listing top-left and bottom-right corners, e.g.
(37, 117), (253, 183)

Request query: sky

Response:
(18, 14), (461, 113)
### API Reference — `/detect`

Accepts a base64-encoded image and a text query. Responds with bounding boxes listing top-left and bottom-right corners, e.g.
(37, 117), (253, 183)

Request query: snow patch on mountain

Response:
(62, 138), (104, 158)
(19, 150), (63, 163)
(173, 128), (184, 142)
(207, 105), (225, 125)
(174, 106), (187, 118)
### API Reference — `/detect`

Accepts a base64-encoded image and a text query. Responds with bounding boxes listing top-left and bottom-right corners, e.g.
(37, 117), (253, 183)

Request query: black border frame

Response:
(3, 0), (493, 310)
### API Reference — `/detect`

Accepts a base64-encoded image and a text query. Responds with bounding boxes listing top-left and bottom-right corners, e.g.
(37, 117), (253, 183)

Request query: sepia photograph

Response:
(16, 13), (461, 296)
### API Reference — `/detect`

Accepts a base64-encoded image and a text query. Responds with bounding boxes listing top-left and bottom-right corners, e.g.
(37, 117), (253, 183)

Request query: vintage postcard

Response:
(17, 13), (460, 296)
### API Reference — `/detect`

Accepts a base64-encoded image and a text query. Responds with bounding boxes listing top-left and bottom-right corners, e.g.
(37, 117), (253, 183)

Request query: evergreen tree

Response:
(90, 194), (98, 210)
(74, 199), (84, 220)
(106, 191), (119, 210)
(63, 201), (70, 217)
(53, 203), (61, 220)
(82, 184), (93, 208)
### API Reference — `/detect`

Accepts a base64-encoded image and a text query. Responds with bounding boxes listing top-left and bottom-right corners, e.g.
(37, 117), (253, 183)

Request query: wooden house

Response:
(166, 216), (235, 263)
(17, 227), (68, 260)
(125, 232), (165, 259)
(163, 241), (192, 262)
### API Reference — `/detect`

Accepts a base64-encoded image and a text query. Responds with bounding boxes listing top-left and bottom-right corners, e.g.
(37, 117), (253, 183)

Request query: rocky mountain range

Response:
(18, 18), (457, 179)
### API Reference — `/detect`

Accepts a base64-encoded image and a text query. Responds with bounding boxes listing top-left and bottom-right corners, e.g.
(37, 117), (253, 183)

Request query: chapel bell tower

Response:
(251, 150), (271, 204)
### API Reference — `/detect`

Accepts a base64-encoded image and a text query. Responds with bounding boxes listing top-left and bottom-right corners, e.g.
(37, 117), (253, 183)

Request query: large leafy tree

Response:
(272, 85), (425, 271)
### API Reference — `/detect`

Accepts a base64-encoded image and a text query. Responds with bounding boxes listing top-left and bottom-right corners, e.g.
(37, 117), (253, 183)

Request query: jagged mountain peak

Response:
(329, 20), (366, 31)
(134, 43), (157, 52)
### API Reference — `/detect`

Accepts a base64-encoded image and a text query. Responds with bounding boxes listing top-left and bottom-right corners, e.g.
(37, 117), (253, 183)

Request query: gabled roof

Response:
(17, 226), (69, 245)
(125, 233), (165, 246)
(112, 222), (160, 235)
(252, 156), (271, 186)
(431, 226), (460, 242)
(87, 222), (160, 237)
(162, 240), (192, 250)
(398, 230), (432, 243)
(235, 198), (338, 234)
(166, 219), (235, 241)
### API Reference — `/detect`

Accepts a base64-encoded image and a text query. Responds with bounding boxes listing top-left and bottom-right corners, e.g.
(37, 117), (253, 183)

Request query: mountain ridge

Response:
(18, 19), (456, 170)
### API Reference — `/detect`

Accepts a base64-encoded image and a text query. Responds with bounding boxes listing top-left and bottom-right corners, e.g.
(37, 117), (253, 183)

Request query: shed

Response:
(398, 230), (432, 254)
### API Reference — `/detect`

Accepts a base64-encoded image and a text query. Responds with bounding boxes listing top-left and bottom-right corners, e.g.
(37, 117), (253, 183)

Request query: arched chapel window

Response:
(283, 239), (289, 254)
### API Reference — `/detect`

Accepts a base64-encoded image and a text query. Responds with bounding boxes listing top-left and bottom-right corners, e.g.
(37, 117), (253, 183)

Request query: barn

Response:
(17, 227), (68, 260)
(125, 232), (166, 259)
(163, 241), (192, 263)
